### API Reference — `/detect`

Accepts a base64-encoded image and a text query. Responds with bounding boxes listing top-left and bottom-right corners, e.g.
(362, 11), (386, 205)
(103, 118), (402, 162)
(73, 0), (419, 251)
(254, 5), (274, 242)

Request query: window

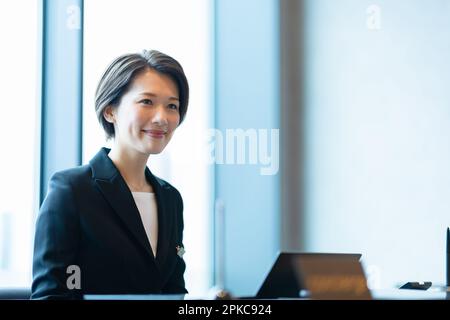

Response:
(0, 0), (39, 287)
(83, 0), (212, 295)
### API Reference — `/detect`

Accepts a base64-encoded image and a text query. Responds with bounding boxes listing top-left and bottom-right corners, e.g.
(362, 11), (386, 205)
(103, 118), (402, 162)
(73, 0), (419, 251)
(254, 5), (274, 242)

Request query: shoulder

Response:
(40, 166), (92, 218)
(49, 165), (92, 184)
(46, 165), (92, 195)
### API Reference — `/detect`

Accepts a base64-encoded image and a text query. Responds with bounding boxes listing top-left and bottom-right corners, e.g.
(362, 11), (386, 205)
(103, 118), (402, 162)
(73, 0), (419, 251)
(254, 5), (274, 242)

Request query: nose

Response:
(151, 104), (169, 126)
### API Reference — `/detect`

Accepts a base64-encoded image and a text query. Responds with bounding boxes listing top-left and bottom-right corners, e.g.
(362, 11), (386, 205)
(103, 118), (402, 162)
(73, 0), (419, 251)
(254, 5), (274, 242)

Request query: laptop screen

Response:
(256, 252), (371, 299)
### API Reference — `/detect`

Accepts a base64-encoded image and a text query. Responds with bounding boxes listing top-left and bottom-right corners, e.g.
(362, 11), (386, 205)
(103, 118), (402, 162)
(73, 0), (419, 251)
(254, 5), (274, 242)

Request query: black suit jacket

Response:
(31, 148), (187, 299)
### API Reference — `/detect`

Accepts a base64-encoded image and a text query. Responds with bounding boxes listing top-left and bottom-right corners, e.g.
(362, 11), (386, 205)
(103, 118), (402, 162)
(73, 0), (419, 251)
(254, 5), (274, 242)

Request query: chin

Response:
(137, 140), (167, 155)
(143, 145), (165, 155)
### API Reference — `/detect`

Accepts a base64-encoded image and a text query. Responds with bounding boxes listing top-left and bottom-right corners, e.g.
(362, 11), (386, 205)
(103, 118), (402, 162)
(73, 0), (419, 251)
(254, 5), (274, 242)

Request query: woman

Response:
(31, 50), (189, 299)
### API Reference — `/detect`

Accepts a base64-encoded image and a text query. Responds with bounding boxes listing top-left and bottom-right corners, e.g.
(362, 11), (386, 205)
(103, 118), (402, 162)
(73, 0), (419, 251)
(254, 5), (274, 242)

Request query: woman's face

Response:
(105, 68), (180, 156)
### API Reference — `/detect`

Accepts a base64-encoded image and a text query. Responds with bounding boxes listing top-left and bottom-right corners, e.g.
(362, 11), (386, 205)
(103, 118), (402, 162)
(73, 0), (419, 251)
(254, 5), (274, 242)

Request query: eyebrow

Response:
(139, 92), (179, 101)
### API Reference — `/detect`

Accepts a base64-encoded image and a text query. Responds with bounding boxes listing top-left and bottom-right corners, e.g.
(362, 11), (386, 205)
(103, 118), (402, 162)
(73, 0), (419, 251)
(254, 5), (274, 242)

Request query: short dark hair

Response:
(95, 49), (189, 139)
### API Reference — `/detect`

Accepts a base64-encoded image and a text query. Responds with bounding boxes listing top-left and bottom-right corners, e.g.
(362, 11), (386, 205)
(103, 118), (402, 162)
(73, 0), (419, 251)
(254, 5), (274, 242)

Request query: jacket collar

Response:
(89, 147), (171, 270)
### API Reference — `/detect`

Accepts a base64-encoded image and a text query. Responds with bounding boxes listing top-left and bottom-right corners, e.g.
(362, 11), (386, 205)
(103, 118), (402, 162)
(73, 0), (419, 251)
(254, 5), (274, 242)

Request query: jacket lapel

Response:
(89, 148), (172, 270)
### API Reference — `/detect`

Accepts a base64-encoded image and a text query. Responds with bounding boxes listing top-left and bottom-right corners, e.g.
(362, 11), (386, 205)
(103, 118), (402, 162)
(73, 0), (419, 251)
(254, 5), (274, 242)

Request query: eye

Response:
(168, 104), (179, 110)
(140, 99), (153, 105)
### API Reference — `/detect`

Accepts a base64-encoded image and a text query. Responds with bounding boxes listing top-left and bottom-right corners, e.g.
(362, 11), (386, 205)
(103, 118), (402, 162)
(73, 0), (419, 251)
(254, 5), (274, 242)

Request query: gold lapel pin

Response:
(176, 245), (185, 258)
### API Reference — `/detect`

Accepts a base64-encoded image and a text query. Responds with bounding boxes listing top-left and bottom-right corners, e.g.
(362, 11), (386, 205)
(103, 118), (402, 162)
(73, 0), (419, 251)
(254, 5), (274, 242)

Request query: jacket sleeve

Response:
(161, 188), (188, 294)
(31, 172), (81, 300)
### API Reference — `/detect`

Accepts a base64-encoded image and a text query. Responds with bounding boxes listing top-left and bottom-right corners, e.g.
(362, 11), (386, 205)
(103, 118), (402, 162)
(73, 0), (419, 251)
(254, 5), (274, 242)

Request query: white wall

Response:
(304, 0), (450, 288)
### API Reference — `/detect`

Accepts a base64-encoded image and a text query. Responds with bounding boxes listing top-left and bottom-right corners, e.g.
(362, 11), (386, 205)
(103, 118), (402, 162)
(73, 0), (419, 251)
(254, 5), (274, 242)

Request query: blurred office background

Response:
(1, 0), (450, 297)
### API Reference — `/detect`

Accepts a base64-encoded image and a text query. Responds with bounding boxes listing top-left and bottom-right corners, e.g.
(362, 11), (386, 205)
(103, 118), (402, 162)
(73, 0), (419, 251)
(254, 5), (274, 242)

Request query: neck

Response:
(108, 144), (150, 192)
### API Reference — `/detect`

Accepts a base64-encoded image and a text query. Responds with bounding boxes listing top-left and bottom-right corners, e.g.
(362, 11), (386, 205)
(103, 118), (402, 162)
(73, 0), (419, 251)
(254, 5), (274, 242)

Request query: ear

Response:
(103, 106), (115, 124)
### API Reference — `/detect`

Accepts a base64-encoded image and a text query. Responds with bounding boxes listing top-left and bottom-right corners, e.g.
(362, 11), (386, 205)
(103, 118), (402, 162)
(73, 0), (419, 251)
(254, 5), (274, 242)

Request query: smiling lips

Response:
(142, 129), (166, 139)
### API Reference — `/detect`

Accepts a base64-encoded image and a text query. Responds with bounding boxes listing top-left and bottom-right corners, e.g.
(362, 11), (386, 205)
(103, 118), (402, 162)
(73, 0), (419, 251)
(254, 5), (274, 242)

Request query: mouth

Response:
(142, 129), (167, 139)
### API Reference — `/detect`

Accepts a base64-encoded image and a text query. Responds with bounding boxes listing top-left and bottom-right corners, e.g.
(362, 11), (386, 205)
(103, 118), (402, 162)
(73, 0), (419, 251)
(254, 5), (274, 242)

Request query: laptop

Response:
(256, 252), (371, 299)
